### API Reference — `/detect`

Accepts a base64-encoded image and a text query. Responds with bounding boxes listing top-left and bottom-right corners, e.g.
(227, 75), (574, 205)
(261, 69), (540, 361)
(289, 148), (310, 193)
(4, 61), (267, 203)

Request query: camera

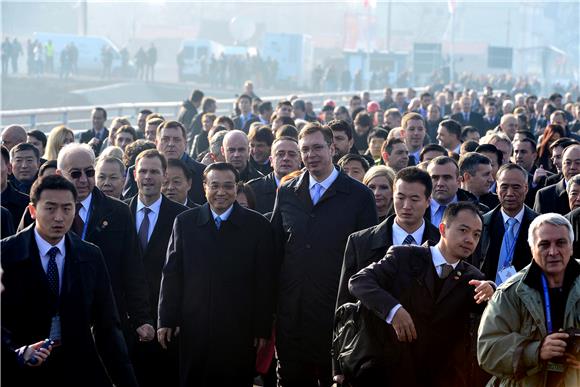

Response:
(564, 327), (580, 360)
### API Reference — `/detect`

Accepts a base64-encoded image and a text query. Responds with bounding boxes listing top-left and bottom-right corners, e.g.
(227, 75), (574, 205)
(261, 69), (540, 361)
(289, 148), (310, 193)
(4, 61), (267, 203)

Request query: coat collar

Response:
(369, 215), (395, 251)
(196, 201), (244, 228)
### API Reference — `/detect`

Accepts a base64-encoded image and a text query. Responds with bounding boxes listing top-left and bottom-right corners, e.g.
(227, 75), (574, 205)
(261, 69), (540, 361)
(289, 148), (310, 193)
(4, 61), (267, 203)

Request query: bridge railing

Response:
(0, 89), (414, 133)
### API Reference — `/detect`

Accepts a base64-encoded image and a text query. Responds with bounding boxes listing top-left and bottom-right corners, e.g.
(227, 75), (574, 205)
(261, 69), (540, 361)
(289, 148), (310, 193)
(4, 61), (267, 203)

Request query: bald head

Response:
(222, 130), (250, 171)
(2, 125), (27, 151)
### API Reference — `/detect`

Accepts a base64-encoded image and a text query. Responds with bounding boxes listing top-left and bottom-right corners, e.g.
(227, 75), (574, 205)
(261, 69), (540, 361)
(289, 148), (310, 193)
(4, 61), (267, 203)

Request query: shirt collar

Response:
(430, 245), (460, 269)
(500, 206), (525, 225)
(34, 227), (66, 257)
(309, 166), (339, 190)
(211, 204), (234, 221)
(137, 195), (163, 215)
(393, 218), (426, 243)
(78, 192), (93, 211)
(430, 195), (458, 213)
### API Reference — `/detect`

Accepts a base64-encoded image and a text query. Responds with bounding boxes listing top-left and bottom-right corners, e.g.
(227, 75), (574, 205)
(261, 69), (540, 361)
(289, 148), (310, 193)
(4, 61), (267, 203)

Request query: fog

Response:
(1, 0), (578, 113)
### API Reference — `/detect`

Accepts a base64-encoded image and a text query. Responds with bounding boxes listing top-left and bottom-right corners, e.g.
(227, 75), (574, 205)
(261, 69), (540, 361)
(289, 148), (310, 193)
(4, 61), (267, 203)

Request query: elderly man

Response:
(222, 130), (263, 182)
(498, 113), (518, 140)
(478, 213), (580, 386)
(96, 156), (125, 199)
(451, 96), (484, 133)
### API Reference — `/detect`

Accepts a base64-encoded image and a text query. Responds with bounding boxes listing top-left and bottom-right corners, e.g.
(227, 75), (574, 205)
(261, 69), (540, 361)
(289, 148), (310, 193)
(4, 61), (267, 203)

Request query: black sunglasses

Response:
(70, 168), (96, 179)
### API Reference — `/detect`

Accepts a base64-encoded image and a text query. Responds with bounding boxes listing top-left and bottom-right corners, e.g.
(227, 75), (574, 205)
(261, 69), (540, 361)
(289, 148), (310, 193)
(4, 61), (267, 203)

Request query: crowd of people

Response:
(1, 79), (580, 387)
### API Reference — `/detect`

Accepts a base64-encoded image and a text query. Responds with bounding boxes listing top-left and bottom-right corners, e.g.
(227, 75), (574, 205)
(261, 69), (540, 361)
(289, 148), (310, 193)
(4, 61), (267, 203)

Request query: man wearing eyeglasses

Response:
(18, 143), (154, 350)
(248, 136), (301, 214)
(271, 123), (377, 387)
(535, 144), (580, 215)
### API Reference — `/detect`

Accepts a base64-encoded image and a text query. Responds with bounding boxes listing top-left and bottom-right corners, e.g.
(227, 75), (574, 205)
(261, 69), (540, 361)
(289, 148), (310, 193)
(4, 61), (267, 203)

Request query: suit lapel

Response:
(146, 196), (170, 253)
(27, 229), (52, 293)
(294, 172), (314, 212)
(419, 243), (436, 299)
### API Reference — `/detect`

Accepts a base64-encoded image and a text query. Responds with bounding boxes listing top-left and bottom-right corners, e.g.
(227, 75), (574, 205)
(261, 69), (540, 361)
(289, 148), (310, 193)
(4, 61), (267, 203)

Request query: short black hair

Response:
(459, 152), (491, 176)
(328, 119), (353, 140)
(460, 140), (479, 154)
(514, 137), (537, 152)
(1, 145), (9, 165)
(476, 143), (503, 165)
(460, 126), (480, 142)
(27, 130), (47, 148)
(367, 128), (389, 145)
(203, 162), (240, 183)
(259, 101), (273, 115)
(442, 201), (483, 227)
(191, 89), (204, 103)
(248, 126), (274, 146)
(515, 130), (535, 141)
(277, 125), (299, 140)
(39, 159), (58, 177)
(337, 153), (370, 172)
(550, 138), (579, 152)
(139, 109), (153, 116)
(383, 138), (405, 155)
(10, 142), (40, 161)
(419, 144), (447, 161)
(394, 166), (433, 198)
(428, 156), (460, 177)
(92, 107), (107, 120)
(354, 112), (372, 128)
(167, 158), (192, 181)
(439, 119), (462, 140)
(30, 174), (78, 205)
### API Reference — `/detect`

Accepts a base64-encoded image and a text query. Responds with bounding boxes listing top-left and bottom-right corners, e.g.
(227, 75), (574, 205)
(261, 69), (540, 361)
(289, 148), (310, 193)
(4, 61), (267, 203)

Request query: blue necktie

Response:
(312, 183), (323, 205)
(215, 216), (222, 230)
(47, 246), (60, 296)
(403, 234), (416, 245)
(432, 205), (446, 227)
(496, 218), (517, 284)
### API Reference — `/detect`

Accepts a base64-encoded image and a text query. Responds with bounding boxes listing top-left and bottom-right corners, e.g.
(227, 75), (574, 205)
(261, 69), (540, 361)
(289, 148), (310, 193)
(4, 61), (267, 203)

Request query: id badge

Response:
(498, 265), (517, 284)
(49, 315), (62, 343)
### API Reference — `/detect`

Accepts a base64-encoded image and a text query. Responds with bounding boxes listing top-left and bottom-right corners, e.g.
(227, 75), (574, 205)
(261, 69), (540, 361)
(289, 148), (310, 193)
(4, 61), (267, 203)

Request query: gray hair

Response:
(96, 155), (126, 176)
(210, 130), (227, 156)
(57, 143), (95, 170)
(527, 213), (574, 248)
(566, 174), (580, 194)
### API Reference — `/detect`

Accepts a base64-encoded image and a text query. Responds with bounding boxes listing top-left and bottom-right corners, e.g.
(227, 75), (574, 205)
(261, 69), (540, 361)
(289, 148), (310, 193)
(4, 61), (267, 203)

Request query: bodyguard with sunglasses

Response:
(18, 143), (154, 349)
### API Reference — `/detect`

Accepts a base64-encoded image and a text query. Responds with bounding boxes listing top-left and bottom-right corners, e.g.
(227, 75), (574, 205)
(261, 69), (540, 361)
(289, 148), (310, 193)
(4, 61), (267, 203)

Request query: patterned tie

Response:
(402, 234), (416, 245)
(440, 263), (454, 279)
(46, 246), (60, 295)
(312, 183), (323, 205)
(215, 216), (222, 230)
(72, 203), (84, 236)
(138, 207), (151, 252)
(495, 217), (517, 284)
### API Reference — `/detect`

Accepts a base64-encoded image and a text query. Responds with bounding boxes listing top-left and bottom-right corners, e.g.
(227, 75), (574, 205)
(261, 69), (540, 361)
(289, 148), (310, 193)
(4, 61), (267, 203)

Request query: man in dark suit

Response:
(9, 143), (40, 194)
(127, 149), (186, 387)
(425, 156), (489, 227)
(162, 158), (197, 208)
(534, 143), (580, 215)
(348, 202), (495, 387)
(459, 152), (499, 210)
(249, 125), (274, 175)
(481, 101), (499, 132)
(271, 123), (377, 386)
(451, 96), (484, 133)
(222, 130), (263, 183)
(79, 107), (109, 157)
(1, 145), (29, 229)
(233, 94), (260, 133)
(123, 120), (206, 204)
(158, 162), (275, 387)
(19, 143), (154, 347)
(471, 164), (539, 286)
(1, 175), (138, 387)
(336, 167), (440, 307)
(248, 136), (301, 214)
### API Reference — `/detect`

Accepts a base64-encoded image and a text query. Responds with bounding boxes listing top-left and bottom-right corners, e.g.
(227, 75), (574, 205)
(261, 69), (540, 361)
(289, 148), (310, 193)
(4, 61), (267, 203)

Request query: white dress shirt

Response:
(309, 167), (339, 202)
(135, 196), (163, 242)
(392, 219), (425, 246)
(77, 192), (93, 223)
(34, 228), (66, 294)
(211, 204), (234, 222)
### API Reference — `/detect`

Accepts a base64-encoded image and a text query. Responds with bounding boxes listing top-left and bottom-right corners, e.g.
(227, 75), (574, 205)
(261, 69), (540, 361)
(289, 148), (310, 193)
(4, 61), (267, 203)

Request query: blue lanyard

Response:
(81, 204), (91, 240)
(541, 274), (553, 334)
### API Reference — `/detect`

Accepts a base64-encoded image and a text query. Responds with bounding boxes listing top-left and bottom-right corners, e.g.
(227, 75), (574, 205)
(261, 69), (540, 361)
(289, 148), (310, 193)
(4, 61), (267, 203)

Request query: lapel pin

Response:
(101, 220), (108, 229)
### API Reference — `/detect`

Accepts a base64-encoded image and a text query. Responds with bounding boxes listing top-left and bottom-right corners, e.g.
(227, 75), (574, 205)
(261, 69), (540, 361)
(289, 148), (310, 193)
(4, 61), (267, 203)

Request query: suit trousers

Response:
(277, 359), (333, 387)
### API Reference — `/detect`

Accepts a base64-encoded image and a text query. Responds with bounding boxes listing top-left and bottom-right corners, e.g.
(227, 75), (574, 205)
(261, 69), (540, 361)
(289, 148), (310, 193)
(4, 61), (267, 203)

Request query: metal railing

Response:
(0, 89), (408, 133)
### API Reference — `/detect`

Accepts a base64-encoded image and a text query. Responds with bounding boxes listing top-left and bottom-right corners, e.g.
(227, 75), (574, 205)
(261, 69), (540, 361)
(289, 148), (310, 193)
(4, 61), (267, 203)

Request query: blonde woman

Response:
(363, 165), (395, 222)
(43, 125), (74, 160)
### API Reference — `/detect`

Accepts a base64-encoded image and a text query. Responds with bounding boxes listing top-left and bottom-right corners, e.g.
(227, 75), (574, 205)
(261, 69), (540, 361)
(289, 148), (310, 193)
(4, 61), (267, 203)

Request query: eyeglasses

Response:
(69, 168), (96, 179)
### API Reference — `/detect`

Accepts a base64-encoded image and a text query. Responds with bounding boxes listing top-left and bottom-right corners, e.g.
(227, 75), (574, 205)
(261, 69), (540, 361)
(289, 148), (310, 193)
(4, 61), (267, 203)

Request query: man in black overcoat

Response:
(1, 175), (138, 387)
(158, 162), (275, 387)
(271, 123), (377, 386)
